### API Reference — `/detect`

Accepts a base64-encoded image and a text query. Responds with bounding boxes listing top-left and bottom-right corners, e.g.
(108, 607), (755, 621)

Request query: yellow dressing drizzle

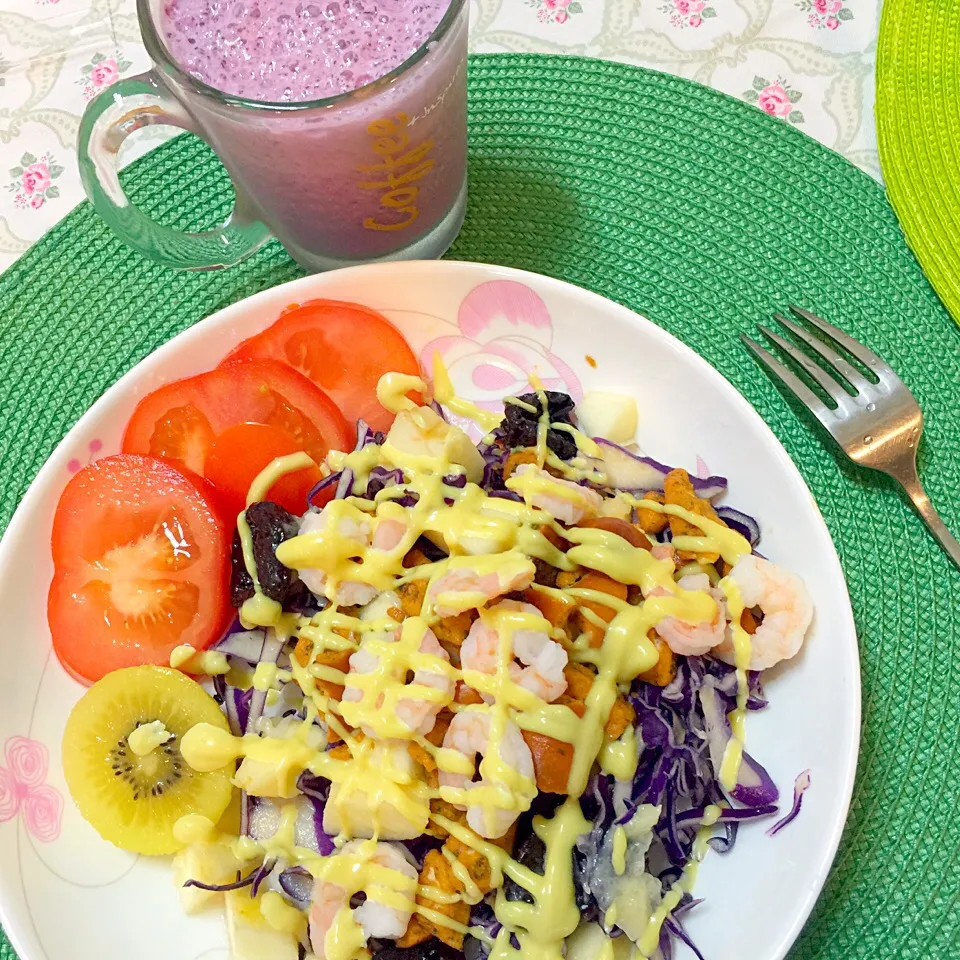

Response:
(598, 726), (639, 781)
(636, 805), (722, 956)
(247, 451), (317, 506)
(178, 368), (772, 960)
(611, 827), (627, 876)
(432, 353), (504, 432)
(716, 578), (752, 791)
(377, 373), (428, 414)
(127, 720), (173, 758)
(169, 644), (230, 676)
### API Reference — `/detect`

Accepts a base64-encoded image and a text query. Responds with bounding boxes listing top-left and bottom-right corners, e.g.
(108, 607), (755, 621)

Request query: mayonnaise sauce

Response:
(179, 373), (764, 960)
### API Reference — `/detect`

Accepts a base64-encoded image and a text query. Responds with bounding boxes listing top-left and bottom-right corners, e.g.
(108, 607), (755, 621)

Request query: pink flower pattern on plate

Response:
(0, 737), (63, 843)
(527, 0), (582, 24)
(799, 0), (852, 29)
(420, 280), (582, 438)
(67, 438), (104, 474)
(5, 152), (63, 210)
(743, 76), (805, 125)
(660, 0), (717, 29)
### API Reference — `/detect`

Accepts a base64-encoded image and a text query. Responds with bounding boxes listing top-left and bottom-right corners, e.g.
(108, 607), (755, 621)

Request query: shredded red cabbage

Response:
(714, 505), (761, 547)
(296, 773), (336, 855)
(592, 439), (728, 500)
(767, 769), (811, 837)
(278, 866), (314, 905)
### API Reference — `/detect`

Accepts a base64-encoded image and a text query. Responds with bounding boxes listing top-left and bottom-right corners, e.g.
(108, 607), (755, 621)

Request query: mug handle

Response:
(77, 70), (271, 271)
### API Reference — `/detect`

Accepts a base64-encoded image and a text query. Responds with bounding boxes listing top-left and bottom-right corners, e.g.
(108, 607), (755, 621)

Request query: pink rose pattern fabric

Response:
(660, 0), (717, 29)
(0, 737), (63, 842)
(798, 0), (853, 30)
(526, 0), (583, 24)
(4, 152), (63, 211)
(77, 52), (132, 101)
(743, 76), (806, 126)
(420, 280), (582, 438)
(0, 3), (880, 268)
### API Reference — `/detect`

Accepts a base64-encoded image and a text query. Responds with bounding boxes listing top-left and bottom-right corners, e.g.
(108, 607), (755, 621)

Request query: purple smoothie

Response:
(153, 0), (467, 267)
(161, 0), (451, 102)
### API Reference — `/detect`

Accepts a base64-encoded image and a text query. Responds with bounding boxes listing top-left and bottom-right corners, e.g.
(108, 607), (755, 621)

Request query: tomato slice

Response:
(121, 360), (352, 499)
(220, 299), (420, 434)
(48, 454), (231, 684)
(204, 422), (324, 519)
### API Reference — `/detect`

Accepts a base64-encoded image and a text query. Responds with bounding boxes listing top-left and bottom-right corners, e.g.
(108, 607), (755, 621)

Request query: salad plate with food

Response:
(0, 261), (859, 960)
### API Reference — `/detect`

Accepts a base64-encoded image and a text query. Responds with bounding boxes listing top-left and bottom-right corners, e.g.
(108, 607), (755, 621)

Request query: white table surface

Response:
(0, 0), (881, 272)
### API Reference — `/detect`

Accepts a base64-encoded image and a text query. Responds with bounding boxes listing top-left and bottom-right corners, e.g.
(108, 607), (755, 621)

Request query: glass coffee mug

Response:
(77, 0), (468, 272)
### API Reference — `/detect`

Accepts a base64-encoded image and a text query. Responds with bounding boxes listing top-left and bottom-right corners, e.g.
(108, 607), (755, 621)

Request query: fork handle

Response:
(896, 465), (960, 569)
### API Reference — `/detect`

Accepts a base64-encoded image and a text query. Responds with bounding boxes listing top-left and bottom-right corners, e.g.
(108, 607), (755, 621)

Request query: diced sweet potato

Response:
(503, 449), (539, 481)
(403, 547), (434, 569)
(522, 730), (574, 794)
(664, 469), (724, 562)
(303, 647), (351, 702)
(397, 914), (432, 948)
(454, 682), (483, 706)
(604, 698), (635, 740)
(741, 607), (759, 635)
(409, 741), (437, 774)
(637, 634), (677, 687)
(404, 851), (470, 949)
(556, 694), (587, 719)
(293, 636), (313, 668)
(560, 664), (633, 740)
(563, 661), (596, 700)
(540, 524), (570, 551)
(523, 586), (576, 631)
(426, 710), (452, 747)
(427, 798), (465, 839)
(576, 517), (652, 550)
(573, 571), (628, 647)
(398, 579), (427, 617)
(555, 568), (582, 589)
(433, 611), (475, 647)
(445, 836), (496, 894)
(635, 490), (668, 535)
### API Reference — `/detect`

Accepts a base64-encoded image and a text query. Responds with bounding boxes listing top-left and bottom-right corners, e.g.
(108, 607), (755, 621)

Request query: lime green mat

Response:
(1, 55), (959, 960)
(877, 0), (960, 327)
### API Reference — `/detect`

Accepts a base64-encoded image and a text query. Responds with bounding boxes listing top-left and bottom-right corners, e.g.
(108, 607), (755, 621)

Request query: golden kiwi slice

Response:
(62, 665), (234, 855)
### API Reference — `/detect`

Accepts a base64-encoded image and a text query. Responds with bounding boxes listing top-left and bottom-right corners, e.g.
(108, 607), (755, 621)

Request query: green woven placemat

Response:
(1, 54), (959, 960)
(876, 0), (960, 326)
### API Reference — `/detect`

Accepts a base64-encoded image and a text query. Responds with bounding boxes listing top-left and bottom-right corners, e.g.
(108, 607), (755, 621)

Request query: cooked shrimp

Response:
(654, 573), (727, 657)
(343, 623), (454, 736)
(461, 600), (568, 702)
(439, 708), (535, 839)
(715, 554), (813, 670)
(506, 463), (603, 524)
(426, 554), (536, 618)
(372, 516), (409, 553)
(651, 543), (677, 567)
(298, 508), (378, 606)
(309, 841), (417, 960)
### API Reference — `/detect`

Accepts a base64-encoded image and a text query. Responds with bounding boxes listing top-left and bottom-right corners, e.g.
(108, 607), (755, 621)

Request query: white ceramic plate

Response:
(0, 261), (860, 960)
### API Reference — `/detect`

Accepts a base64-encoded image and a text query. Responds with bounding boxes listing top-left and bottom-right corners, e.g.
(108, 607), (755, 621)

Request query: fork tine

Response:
(760, 322), (851, 409)
(740, 334), (836, 431)
(787, 306), (900, 383)
(776, 312), (875, 395)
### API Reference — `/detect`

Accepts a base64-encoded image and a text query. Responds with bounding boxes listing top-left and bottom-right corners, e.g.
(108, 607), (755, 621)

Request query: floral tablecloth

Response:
(0, 0), (880, 272)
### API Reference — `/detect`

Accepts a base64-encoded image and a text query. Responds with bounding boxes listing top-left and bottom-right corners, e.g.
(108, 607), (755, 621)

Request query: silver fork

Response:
(741, 305), (960, 569)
